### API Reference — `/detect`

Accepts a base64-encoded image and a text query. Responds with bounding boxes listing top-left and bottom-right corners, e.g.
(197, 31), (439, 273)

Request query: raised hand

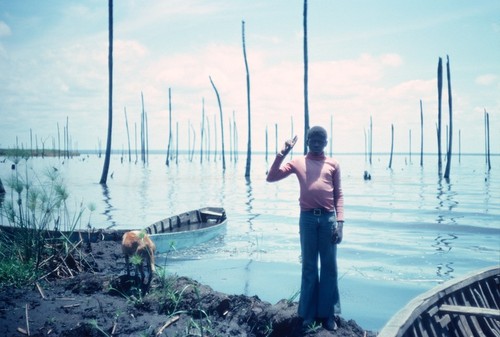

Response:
(280, 135), (298, 157)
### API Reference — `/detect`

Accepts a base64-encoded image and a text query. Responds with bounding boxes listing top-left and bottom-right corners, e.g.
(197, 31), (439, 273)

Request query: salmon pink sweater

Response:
(266, 152), (344, 221)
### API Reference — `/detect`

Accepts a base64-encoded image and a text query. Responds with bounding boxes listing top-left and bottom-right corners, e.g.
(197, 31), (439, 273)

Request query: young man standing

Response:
(266, 126), (344, 332)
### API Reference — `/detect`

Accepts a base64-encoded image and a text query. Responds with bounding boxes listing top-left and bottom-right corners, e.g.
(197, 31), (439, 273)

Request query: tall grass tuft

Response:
(0, 157), (94, 288)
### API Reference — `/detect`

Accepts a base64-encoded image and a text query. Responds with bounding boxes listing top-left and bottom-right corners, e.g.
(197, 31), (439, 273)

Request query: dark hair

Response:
(307, 126), (327, 140)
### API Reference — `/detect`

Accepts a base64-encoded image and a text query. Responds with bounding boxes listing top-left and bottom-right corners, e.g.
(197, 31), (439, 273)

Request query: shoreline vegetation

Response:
(0, 148), (81, 158)
(1, 147), (498, 158)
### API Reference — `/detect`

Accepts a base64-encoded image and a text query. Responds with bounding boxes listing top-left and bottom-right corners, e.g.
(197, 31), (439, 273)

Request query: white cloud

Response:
(0, 21), (11, 37)
(475, 74), (498, 86)
(380, 53), (403, 67)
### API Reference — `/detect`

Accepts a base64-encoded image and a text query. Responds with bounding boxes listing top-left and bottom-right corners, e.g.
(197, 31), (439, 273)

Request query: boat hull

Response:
(379, 266), (500, 337)
(144, 207), (227, 254)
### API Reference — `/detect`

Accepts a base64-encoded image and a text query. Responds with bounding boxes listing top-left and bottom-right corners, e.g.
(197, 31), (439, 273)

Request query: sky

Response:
(0, 0), (499, 155)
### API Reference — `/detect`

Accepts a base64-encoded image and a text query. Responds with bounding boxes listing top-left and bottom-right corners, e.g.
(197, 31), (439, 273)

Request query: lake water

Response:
(1, 152), (499, 331)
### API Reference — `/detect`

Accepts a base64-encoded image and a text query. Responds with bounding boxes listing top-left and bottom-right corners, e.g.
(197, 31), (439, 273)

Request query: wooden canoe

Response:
(0, 207), (227, 254)
(378, 265), (500, 337)
(144, 207), (227, 254)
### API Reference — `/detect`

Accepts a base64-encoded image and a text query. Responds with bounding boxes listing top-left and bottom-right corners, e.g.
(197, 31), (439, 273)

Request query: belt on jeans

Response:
(305, 208), (332, 216)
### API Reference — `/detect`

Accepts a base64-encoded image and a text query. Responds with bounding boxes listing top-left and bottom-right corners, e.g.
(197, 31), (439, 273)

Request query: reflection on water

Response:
(100, 184), (115, 229)
(432, 233), (458, 279)
(436, 178), (459, 216)
(245, 177), (258, 232)
(432, 233), (457, 253)
(436, 262), (455, 279)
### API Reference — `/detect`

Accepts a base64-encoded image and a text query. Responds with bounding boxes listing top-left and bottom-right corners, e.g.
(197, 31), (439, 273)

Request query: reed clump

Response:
(0, 148), (80, 158)
(0, 160), (94, 289)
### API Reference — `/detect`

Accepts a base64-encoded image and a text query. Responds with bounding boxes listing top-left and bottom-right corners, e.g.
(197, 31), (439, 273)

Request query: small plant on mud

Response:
(108, 284), (144, 307)
(130, 253), (143, 268)
(165, 284), (191, 315)
(263, 320), (274, 337)
(286, 289), (300, 305)
(88, 319), (111, 337)
(304, 321), (322, 334)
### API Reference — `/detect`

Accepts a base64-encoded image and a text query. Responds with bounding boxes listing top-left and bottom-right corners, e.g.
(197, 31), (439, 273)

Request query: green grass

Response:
(0, 159), (94, 289)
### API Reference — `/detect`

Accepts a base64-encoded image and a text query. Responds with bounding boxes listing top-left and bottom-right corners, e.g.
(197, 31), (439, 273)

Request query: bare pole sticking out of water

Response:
(124, 107), (131, 162)
(209, 76), (226, 171)
(242, 20), (252, 178)
(369, 115), (373, 165)
(200, 98), (205, 164)
(166, 88), (172, 166)
(485, 109), (491, 171)
(99, 0), (113, 185)
(436, 57), (443, 175)
(388, 124), (394, 169)
(265, 125), (269, 164)
(444, 55), (453, 180)
(420, 99), (424, 167)
(302, 0), (310, 155)
(176, 122), (179, 165)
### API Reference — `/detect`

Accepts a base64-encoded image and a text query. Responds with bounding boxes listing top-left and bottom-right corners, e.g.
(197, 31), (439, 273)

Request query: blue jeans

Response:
(298, 210), (341, 321)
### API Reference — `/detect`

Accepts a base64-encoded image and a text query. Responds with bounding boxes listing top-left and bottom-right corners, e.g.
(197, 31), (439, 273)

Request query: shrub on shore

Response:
(0, 160), (93, 289)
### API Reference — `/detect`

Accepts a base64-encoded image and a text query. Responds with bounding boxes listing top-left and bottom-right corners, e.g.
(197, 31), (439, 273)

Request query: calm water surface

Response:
(1, 153), (499, 331)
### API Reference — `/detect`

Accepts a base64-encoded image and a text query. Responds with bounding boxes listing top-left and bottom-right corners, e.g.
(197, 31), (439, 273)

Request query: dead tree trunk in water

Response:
(124, 107), (131, 162)
(176, 122), (179, 165)
(166, 88), (172, 166)
(57, 122), (61, 158)
(140, 92), (147, 164)
(436, 57), (443, 175)
(265, 126), (269, 164)
(213, 114), (218, 162)
(65, 117), (69, 159)
(420, 100), (424, 167)
(99, 0), (113, 185)
(209, 76), (226, 171)
(444, 55), (453, 180)
(200, 98), (205, 164)
(242, 21), (252, 178)
(408, 129), (412, 164)
(232, 111), (238, 162)
(485, 110), (491, 171)
(388, 124), (394, 169)
(369, 115), (373, 165)
(302, 0), (310, 155)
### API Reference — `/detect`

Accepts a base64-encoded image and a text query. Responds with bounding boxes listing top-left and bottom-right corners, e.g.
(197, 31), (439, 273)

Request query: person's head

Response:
(307, 126), (328, 154)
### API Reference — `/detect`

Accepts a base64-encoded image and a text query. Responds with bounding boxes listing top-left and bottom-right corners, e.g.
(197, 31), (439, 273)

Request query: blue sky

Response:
(1, 0), (499, 154)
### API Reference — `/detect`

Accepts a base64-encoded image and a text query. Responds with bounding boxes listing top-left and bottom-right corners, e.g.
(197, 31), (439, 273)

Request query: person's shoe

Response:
(322, 317), (337, 331)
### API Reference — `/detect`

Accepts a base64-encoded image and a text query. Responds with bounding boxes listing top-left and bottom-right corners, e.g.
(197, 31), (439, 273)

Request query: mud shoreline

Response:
(0, 240), (376, 336)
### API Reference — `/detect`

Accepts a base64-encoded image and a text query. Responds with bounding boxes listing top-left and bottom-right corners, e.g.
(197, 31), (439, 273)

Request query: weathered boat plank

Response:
(378, 266), (500, 337)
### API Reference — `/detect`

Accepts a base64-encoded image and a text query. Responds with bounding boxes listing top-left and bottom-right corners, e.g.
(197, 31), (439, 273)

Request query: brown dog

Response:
(121, 230), (156, 285)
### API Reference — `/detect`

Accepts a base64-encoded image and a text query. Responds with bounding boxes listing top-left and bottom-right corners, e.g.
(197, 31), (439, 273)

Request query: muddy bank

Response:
(0, 240), (376, 336)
